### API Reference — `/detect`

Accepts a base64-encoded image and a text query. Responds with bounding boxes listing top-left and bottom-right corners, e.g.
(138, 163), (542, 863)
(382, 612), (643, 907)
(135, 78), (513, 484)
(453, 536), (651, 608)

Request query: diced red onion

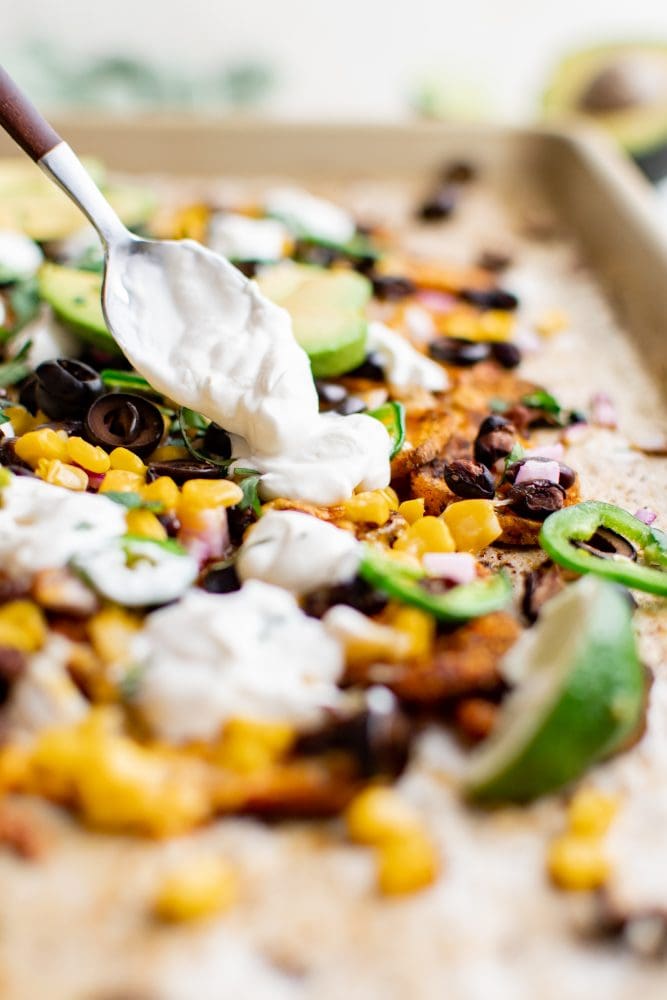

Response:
(525, 443), (564, 461)
(634, 507), (657, 526)
(423, 551), (476, 584)
(515, 459), (560, 485)
(590, 391), (618, 429)
(562, 422), (589, 445)
(512, 325), (542, 355)
(404, 304), (436, 342)
(415, 289), (456, 313)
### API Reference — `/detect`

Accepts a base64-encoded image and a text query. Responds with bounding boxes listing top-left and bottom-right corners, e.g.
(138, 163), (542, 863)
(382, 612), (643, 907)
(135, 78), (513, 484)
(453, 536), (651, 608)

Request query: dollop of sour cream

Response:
(207, 212), (288, 262)
(0, 230), (43, 281)
(110, 245), (391, 504)
(264, 187), (355, 244)
(0, 476), (127, 579)
(237, 510), (359, 594)
(367, 321), (449, 391)
(133, 581), (345, 743)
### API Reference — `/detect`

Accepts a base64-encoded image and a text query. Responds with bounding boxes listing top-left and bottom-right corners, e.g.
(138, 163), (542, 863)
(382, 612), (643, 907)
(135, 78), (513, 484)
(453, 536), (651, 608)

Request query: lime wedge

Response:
(465, 576), (647, 803)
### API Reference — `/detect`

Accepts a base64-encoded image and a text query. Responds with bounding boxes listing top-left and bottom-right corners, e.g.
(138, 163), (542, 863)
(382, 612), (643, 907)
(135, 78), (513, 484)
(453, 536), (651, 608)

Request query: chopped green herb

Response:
(101, 369), (154, 393)
(489, 397), (509, 413)
(521, 389), (561, 416)
(103, 490), (163, 513)
(1, 277), (40, 340)
(504, 442), (525, 468)
(236, 470), (262, 516)
(0, 340), (32, 388)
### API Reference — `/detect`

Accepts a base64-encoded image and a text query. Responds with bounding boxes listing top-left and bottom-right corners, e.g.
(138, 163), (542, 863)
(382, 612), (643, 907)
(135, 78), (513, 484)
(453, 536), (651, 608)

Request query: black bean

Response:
(444, 459), (495, 500)
(522, 561), (566, 623)
(201, 563), (241, 594)
(490, 342), (522, 369)
(296, 688), (411, 779)
(227, 505), (257, 547)
(302, 576), (388, 620)
(0, 439), (31, 471)
(84, 393), (164, 458)
(428, 337), (491, 366)
(203, 422), (232, 460)
(442, 161), (476, 184)
(507, 480), (565, 520)
(147, 459), (223, 484)
(347, 351), (386, 382)
(461, 288), (519, 311)
(474, 416), (516, 468)
(371, 275), (416, 301)
(417, 186), (458, 221)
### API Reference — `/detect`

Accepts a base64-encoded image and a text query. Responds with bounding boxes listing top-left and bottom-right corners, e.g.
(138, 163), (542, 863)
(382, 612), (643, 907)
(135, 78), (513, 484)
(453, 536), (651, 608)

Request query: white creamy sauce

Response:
(207, 212), (288, 262)
(8, 304), (81, 367)
(264, 187), (355, 244)
(237, 509), (359, 594)
(367, 320), (449, 391)
(133, 580), (345, 743)
(108, 244), (390, 504)
(0, 230), (43, 280)
(5, 634), (89, 741)
(0, 476), (127, 579)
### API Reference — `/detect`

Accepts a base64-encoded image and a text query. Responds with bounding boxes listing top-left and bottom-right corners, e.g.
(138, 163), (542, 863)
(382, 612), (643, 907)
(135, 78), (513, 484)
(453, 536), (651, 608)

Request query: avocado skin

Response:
(543, 42), (667, 183)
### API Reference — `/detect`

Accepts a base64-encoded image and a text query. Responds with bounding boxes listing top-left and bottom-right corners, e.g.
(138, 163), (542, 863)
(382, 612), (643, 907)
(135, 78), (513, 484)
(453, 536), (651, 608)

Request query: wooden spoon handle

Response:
(0, 65), (61, 161)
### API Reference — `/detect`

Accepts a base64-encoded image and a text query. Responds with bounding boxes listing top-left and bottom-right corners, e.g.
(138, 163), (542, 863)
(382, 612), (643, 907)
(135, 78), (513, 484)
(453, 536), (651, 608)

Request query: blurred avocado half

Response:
(543, 43), (667, 181)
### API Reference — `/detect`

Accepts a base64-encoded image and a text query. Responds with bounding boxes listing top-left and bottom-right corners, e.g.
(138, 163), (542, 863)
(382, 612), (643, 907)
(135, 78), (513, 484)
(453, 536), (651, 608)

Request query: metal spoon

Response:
(0, 65), (270, 418)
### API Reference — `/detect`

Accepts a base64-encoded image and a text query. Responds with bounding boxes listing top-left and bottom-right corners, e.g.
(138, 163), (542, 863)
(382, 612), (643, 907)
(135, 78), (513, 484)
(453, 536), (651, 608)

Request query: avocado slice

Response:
(257, 263), (371, 377)
(0, 159), (156, 240)
(38, 263), (119, 353)
(543, 43), (667, 181)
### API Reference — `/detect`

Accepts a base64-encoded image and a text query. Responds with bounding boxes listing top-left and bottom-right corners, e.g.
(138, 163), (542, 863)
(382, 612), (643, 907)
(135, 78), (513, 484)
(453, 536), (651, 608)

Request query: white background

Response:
(4, 0), (667, 120)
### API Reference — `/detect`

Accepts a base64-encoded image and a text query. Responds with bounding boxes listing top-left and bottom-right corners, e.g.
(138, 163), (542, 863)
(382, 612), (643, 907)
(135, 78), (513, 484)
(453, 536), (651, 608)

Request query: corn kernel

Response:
(376, 833), (439, 895)
(153, 857), (237, 922)
(216, 718), (294, 774)
(317, 604), (411, 665)
(378, 486), (400, 511)
(536, 308), (569, 337)
(66, 436), (111, 474)
(126, 509), (168, 541)
(398, 498), (425, 525)
(567, 788), (618, 837)
(547, 834), (610, 891)
(442, 500), (501, 553)
(388, 606), (435, 658)
(478, 309), (515, 342)
(109, 447), (147, 474)
(169, 202), (211, 242)
(36, 458), (89, 491)
(14, 428), (68, 468)
(180, 479), (243, 511)
(394, 515), (455, 557)
(4, 405), (35, 436)
(346, 787), (423, 845)
(149, 444), (189, 463)
(0, 600), (46, 652)
(99, 469), (145, 493)
(140, 476), (180, 512)
(343, 491), (391, 526)
(87, 606), (141, 666)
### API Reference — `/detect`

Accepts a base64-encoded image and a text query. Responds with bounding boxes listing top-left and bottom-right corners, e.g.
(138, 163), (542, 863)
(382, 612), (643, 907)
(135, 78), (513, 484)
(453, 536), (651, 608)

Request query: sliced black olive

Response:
(444, 459), (495, 500)
(202, 423), (232, 460)
(302, 575), (388, 619)
(507, 480), (566, 521)
(84, 393), (164, 458)
(371, 275), (416, 301)
(474, 415), (516, 467)
(34, 358), (103, 420)
(227, 505), (257, 547)
(146, 459), (222, 484)
(296, 687), (412, 779)
(428, 337), (491, 367)
(201, 562), (241, 594)
(18, 374), (39, 414)
(460, 288), (519, 311)
(574, 526), (637, 561)
(490, 342), (522, 369)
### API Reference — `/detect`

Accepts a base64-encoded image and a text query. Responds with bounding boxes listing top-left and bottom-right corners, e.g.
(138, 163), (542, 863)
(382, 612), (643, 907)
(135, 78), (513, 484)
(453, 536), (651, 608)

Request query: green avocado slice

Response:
(38, 263), (119, 353)
(543, 43), (667, 180)
(257, 262), (371, 377)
